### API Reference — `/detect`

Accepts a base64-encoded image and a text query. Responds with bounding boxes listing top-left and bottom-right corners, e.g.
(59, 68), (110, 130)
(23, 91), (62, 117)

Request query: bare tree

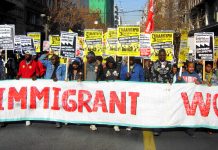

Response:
(46, 0), (107, 34)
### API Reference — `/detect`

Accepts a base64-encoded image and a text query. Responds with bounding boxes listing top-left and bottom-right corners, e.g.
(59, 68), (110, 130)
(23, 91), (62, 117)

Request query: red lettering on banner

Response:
(109, 91), (126, 114)
(30, 87), (50, 109)
(93, 90), (108, 112)
(129, 92), (140, 115)
(62, 90), (77, 112)
(0, 88), (5, 110)
(8, 87), (27, 110)
(51, 87), (61, 110)
(78, 90), (92, 112)
(213, 94), (218, 117)
(181, 92), (211, 117)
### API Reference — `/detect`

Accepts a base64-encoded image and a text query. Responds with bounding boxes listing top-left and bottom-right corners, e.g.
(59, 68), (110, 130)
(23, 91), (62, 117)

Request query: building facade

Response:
(187, 0), (218, 35)
(0, 0), (50, 35)
(89, 0), (114, 27)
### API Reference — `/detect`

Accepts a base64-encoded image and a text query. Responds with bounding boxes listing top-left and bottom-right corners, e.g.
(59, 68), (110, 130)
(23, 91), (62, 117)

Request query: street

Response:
(0, 122), (217, 150)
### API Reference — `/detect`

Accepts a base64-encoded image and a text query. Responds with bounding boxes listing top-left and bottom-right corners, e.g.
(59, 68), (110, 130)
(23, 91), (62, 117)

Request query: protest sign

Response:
(106, 28), (118, 55)
(150, 32), (174, 61)
(117, 26), (140, 56)
(140, 33), (151, 58)
(27, 32), (41, 53)
(43, 41), (50, 51)
(178, 30), (189, 67)
(49, 35), (60, 51)
(84, 29), (103, 56)
(14, 35), (34, 54)
(60, 31), (77, 58)
(76, 36), (85, 57)
(0, 80), (218, 129)
(214, 37), (218, 62)
(194, 32), (214, 61)
(0, 24), (15, 50)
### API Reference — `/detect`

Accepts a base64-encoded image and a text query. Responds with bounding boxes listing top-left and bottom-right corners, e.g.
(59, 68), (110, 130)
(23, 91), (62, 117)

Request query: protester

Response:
(151, 49), (172, 84)
(150, 48), (172, 136)
(119, 57), (128, 81)
(127, 57), (145, 82)
(16, 51), (39, 80)
(39, 53), (66, 81)
(32, 52), (46, 78)
(96, 56), (104, 81)
(103, 56), (120, 131)
(68, 58), (83, 81)
(39, 53), (66, 128)
(176, 62), (202, 84)
(85, 51), (100, 82)
(84, 51), (101, 131)
(4, 51), (18, 79)
(176, 62), (203, 137)
(170, 64), (178, 83)
(144, 59), (152, 82)
(0, 54), (5, 80)
(0, 52), (6, 127)
(16, 50), (39, 126)
(104, 56), (119, 81)
(203, 62), (218, 86)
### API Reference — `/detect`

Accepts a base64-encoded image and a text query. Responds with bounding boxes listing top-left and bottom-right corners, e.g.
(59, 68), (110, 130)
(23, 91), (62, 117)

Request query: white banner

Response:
(0, 80), (218, 129)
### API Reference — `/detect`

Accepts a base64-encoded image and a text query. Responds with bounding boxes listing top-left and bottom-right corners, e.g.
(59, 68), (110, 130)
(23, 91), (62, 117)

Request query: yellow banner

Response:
(150, 32), (174, 61)
(106, 28), (117, 55)
(117, 26), (140, 56)
(84, 30), (103, 56)
(27, 32), (41, 53)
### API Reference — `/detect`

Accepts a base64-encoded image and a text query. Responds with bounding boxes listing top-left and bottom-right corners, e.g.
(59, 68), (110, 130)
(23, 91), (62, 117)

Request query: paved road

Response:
(0, 122), (144, 150)
(0, 122), (217, 150)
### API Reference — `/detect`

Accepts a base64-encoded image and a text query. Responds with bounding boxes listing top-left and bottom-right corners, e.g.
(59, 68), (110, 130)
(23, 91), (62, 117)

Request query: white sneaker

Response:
(114, 126), (120, 132)
(56, 122), (62, 128)
(26, 121), (31, 126)
(126, 127), (132, 131)
(90, 125), (97, 131)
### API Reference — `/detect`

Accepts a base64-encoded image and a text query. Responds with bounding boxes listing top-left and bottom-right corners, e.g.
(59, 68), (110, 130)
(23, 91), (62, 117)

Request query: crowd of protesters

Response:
(0, 49), (218, 136)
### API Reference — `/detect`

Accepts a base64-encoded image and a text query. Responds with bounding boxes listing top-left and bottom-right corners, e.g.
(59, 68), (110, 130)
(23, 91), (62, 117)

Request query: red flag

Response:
(144, 0), (154, 33)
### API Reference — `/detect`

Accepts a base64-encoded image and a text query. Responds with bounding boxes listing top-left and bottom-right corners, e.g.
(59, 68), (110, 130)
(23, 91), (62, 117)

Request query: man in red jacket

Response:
(16, 50), (39, 126)
(16, 50), (39, 80)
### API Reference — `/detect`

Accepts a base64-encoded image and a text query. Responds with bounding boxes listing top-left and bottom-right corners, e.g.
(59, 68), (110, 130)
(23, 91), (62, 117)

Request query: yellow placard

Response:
(179, 47), (189, 62)
(49, 35), (60, 46)
(78, 37), (85, 49)
(84, 30), (103, 40)
(84, 30), (103, 56)
(215, 37), (218, 47)
(180, 30), (188, 41)
(117, 26), (140, 56)
(27, 32), (41, 53)
(150, 32), (174, 61)
(151, 32), (173, 44)
(106, 28), (118, 55)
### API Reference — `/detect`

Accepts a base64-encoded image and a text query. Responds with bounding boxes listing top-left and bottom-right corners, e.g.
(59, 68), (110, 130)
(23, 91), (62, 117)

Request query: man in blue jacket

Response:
(39, 53), (66, 81)
(127, 57), (145, 82)
(39, 53), (66, 128)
